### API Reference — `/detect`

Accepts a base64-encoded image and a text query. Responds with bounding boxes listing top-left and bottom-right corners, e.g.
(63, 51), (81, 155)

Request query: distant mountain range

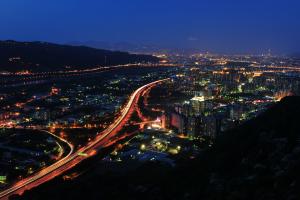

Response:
(67, 41), (205, 55)
(0, 40), (159, 72)
(290, 53), (300, 59)
(67, 41), (166, 54)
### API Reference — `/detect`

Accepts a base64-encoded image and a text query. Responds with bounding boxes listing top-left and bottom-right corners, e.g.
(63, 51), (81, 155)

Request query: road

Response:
(0, 63), (178, 88)
(0, 78), (168, 200)
(40, 130), (74, 161)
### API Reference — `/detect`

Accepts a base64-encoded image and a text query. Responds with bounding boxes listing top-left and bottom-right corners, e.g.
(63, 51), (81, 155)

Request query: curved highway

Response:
(0, 78), (168, 200)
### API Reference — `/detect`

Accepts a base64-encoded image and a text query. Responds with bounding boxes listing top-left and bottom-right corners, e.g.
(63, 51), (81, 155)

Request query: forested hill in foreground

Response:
(0, 40), (159, 72)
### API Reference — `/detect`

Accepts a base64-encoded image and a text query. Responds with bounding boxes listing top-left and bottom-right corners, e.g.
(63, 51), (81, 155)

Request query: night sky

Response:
(1, 0), (300, 54)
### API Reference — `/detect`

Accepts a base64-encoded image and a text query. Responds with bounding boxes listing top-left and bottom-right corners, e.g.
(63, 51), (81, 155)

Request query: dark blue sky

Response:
(1, 0), (300, 54)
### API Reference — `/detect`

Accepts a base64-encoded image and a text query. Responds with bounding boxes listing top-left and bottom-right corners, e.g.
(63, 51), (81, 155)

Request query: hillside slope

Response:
(0, 40), (159, 72)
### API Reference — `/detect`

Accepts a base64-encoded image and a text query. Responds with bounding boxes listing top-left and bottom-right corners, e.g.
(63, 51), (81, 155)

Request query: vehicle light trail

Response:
(0, 78), (168, 200)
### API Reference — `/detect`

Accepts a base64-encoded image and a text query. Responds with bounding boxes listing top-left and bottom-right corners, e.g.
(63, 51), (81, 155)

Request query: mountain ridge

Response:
(0, 40), (159, 72)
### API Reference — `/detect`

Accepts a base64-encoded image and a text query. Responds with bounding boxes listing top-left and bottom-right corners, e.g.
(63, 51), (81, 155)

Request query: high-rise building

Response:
(191, 96), (205, 113)
(186, 115), (202, 138)
(170, 112), (186, 134)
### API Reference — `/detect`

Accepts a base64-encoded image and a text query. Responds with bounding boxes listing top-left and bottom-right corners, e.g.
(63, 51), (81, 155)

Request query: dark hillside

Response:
(0, 40), (159, 72)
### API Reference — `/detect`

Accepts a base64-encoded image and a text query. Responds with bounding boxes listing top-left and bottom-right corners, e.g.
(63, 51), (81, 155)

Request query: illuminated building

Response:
(170, 113), (186, 134)
(191, 96), (205, 113)
(186, 115), (202, 138)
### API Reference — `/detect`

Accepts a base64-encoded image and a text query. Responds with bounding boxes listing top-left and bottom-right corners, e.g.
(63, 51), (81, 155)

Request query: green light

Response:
(0, 176), (6, 182)
(78, 152), (88, 157)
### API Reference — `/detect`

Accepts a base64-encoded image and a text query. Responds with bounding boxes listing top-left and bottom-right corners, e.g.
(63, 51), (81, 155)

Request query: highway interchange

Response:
(0, 78), (168, 200)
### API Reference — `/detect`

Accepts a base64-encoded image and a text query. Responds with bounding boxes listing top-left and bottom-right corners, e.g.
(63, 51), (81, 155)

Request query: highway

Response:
(0, 63), (178, 88)
(0, 78), (168, 200)
(40, 130), (75, 160)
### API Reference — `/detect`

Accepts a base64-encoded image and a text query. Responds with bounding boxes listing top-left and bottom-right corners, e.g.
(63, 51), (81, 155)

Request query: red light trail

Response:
(0, 78), (168, 200)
